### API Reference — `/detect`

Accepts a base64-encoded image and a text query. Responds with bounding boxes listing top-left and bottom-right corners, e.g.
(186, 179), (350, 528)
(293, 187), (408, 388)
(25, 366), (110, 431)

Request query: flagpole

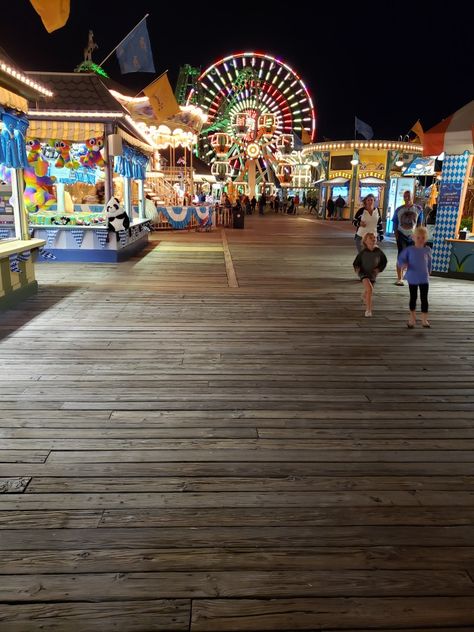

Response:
(98, 14), (150, 67)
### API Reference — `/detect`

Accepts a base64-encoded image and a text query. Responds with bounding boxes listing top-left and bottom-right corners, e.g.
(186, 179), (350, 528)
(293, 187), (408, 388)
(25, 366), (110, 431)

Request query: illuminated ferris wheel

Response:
(187, 52), (316, 195)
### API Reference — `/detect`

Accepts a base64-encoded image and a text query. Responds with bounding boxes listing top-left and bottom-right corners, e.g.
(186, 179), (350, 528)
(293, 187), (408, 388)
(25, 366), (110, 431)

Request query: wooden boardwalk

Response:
(1, 213), (474, 631)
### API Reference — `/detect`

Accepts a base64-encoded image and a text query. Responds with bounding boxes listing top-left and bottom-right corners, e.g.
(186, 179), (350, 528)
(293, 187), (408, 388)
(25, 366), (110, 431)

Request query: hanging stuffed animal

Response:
(24, 167), (56, 213)
(54, 140), (79, 170)
(26, 139), (49, 176)
(80, 137), (105, 169)
(105, 196), (130, 233)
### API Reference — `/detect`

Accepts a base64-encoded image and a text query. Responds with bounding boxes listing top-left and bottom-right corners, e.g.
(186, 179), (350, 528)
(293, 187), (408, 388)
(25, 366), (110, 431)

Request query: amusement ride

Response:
(185, 52), (316, 197)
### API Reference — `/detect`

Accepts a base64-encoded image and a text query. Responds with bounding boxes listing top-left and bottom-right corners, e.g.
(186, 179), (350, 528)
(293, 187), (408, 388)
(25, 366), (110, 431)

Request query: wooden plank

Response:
(190, 597), (474, 630)
(2, 526), (474, 549)
(5, 490), (474, 510)
(25, 475), (474, 493)
(0, 600), (190, 632)
(221, 229), (239, 288)
(1, 570), (472, 602)
(0, 451), (48, 463)
(2, 546), (474, 575)
(0, 510), (103, 529)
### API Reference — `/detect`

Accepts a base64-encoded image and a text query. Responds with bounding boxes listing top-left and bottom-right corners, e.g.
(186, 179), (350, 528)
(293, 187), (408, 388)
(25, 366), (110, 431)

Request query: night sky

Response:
(1, 0), (471, 140)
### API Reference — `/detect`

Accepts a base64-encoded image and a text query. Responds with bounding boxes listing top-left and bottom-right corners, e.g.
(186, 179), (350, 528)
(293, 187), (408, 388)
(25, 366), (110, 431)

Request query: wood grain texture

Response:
(1, 214), (474, 630)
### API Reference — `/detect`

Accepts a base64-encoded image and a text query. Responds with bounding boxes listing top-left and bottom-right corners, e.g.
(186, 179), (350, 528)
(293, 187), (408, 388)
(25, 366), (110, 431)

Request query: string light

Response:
(0, 61), (53, 97)
(29, 110), (123, 118)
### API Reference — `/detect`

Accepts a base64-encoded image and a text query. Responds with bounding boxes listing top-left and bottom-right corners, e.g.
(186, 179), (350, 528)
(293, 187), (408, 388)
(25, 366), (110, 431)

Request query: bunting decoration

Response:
(9, 254), (20, 273)
(70, 229), (85, 248)
(118, 230), (128, 247)
(0, 228), (12, 240)
(157, 206), (213, 230)
(39, 247), (57, 260)
(95, 229), (108, 249)
(17, 250), (31, 262)
(46, 229), (59, 248)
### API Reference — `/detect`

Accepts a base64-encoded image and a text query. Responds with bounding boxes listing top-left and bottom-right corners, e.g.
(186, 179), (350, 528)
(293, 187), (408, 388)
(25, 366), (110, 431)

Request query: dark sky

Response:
(1, 0), (472, 140)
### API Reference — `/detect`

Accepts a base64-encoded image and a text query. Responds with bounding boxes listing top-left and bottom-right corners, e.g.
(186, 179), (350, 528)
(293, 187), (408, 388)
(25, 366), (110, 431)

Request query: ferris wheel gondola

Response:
(187, 52), (316, 196)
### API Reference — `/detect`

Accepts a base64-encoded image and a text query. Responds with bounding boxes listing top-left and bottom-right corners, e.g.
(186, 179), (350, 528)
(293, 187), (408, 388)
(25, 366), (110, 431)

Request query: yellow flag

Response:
(301, 127), (312, 145)
(410, 119), (424, 142)
(30, 0), (70, 33)
(143, 73), (180, 124)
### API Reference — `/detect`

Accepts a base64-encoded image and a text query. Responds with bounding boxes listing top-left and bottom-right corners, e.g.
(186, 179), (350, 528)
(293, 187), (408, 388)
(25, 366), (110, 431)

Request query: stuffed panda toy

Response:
(105, 197), (130, 233)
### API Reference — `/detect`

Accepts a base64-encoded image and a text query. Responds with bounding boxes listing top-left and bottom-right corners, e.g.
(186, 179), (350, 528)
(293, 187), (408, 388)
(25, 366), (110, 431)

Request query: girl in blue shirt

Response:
(397, 226), (432, 328)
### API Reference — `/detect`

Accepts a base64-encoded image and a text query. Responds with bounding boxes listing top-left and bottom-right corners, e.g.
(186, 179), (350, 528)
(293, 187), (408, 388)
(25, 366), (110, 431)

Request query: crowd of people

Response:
(352, 190), (431, 327)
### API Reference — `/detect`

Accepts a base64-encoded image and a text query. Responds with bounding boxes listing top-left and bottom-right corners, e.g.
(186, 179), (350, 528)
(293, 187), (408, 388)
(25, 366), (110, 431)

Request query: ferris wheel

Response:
(187, 52), (316, 196)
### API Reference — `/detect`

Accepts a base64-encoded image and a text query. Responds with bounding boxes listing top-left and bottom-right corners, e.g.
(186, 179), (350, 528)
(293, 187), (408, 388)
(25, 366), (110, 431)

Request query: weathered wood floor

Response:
(1, 213), (474, 631)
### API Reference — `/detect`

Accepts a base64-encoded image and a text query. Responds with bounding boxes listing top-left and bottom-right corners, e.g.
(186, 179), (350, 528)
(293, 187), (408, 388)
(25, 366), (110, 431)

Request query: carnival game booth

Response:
(301, 140), (424, 220)
(426, 101), (474, 279)
(0, 51), (50, 309)
(24, 72), (153, 262)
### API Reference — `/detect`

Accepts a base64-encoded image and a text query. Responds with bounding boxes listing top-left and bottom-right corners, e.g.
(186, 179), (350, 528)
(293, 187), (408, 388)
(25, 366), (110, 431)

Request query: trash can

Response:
(232, 207), (245, 229)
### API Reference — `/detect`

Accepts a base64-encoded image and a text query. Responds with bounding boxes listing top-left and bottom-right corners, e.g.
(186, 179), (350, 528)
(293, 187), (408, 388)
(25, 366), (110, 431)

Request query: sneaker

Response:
(395, 280), (404, 286)
(365, 310), (372, 318)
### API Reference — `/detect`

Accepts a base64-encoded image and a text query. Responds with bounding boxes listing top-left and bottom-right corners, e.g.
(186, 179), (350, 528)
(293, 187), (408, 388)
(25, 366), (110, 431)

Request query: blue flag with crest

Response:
(116, 18), (155, 74)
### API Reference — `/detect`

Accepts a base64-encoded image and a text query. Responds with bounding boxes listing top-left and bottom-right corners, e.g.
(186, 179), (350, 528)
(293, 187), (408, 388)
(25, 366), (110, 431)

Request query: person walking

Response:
(353, 232), (388, 318)
(353, 194), (384, 252)
(326, 195), (335, 220)
(243, 195), (252, 215)
(274, 194), (280, 213)
(393, 190), (423, 285)
(335, 195), (345, 220)
(250, 196), (257, 214)
(397, 226), (432, 328)
(258, 193), (266, 216)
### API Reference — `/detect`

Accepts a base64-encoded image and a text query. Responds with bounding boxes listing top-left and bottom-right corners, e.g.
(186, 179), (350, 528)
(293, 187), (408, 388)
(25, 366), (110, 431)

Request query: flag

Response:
(410, 119), (424, 142)
(116, 18), (155, 74)
(355, 116), (374, 140)
(301, 127), (312, 145)
(30, 0), (70, 33)
(143, 73), (180, 124)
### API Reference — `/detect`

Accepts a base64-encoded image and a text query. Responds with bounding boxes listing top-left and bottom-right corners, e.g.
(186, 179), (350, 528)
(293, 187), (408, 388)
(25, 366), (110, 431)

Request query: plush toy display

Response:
(54, 140), (79, 170)
(105, 196), (130, 233)
(80, 137), (105, 169)
(24, 167), (56, 213)
(26, 139), (48, 176)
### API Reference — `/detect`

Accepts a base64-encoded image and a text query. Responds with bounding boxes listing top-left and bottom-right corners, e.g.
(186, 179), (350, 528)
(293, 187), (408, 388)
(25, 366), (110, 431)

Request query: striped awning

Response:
(0, 86), (28, 113)
(27, 119), (105, 141)
(118, 127), (154, 154)
(423, 100), (474, 156)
